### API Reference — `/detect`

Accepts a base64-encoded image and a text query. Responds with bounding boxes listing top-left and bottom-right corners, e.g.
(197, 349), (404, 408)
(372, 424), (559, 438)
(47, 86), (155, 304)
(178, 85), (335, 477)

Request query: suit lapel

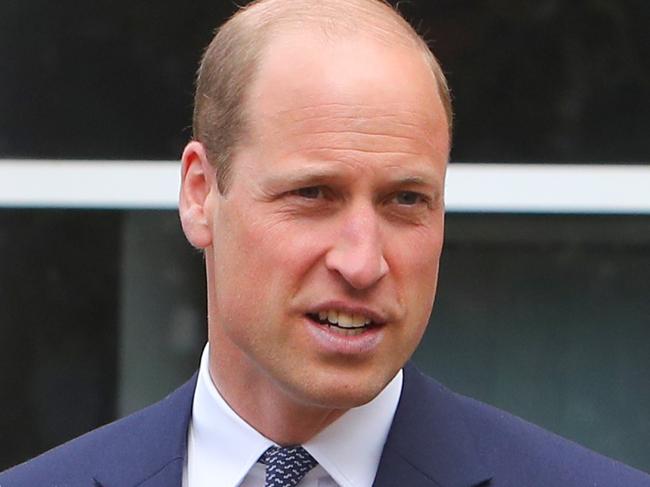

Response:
(92, 373), (197, 487)
(374, 363), (492, 487)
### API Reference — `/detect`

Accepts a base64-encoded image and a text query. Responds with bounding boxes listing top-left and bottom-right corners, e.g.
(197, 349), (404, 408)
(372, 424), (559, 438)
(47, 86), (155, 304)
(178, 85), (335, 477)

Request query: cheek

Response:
(393, 221), (443, 271)
(390, 225), (443, 305)
(257, 217), (330, 275)
(217, 210), (327, 302)
(211, 209), (270, 316)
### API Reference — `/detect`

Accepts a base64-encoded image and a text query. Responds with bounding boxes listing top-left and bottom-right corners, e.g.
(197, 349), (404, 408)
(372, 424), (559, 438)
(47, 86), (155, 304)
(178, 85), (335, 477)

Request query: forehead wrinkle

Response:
(264, 104), (441, 144)
(296, 130), (429, 145)
(272, 130), (437, 159)
(271, 125), (440, 162)
(264, 108), (438, 142)
(276, 114), (438, 137)
(305, 147), (428, 157)
(251, 112), (448, 166)
(257, 118), (444, 165)
(270, 103), (438, 124)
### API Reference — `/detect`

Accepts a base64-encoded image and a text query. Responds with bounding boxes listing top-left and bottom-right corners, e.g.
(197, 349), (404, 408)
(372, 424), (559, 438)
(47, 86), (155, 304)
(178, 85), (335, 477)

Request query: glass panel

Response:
(0, 209), (205, 469)
(0, 210), (121, 468)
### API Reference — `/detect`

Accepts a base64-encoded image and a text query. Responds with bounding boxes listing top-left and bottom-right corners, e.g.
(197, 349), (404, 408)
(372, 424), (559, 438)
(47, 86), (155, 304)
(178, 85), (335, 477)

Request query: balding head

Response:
(193, 0), (451, 193)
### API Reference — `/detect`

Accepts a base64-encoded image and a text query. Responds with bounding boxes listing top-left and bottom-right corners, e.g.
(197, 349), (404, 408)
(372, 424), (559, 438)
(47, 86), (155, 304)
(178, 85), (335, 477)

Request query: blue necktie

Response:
(259, 445), (318, 487)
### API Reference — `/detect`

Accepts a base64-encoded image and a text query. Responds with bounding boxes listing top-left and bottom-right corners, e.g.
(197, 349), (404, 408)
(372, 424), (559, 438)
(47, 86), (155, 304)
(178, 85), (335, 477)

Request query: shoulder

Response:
(0, 374), (197, 487)
(396, 364), (650, 486)
(456, 390), (650, 486)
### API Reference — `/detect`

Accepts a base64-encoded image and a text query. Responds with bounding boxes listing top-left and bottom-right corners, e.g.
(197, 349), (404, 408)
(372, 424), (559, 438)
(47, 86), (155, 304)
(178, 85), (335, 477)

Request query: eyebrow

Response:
(387, 175), (445, 204)
(393, 175), (431, 186)
(260, 166), (346, 191)
(261, 164), (443, 195)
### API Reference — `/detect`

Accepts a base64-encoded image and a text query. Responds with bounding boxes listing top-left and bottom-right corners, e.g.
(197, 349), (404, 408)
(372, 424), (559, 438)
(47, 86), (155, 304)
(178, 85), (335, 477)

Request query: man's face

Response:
(201, 31), (449, 411)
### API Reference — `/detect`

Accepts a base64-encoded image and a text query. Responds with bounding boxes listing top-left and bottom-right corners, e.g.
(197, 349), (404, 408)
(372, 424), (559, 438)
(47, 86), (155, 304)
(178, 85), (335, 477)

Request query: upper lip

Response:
(307, 301), (388, 325)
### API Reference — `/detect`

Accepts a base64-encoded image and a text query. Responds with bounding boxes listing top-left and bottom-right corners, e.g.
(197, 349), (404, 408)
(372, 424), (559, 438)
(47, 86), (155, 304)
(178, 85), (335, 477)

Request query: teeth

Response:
(327, 326), (365, 336)
(316, 309), (372, 328)
(327, 309), (338, 325)
(338, 312), (352, 327)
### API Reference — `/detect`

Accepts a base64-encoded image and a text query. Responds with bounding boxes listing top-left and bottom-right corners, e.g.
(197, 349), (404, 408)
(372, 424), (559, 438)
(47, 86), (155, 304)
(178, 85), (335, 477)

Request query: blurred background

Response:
(1, 0), (649, 473)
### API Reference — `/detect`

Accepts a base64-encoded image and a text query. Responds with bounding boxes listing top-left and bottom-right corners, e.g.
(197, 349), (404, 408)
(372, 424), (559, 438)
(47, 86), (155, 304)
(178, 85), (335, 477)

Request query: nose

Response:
(325, 205), (389, 290)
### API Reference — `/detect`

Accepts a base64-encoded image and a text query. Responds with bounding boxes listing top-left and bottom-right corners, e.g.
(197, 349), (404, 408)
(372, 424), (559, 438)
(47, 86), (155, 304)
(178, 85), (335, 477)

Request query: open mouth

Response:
(306, 310), (375, 336)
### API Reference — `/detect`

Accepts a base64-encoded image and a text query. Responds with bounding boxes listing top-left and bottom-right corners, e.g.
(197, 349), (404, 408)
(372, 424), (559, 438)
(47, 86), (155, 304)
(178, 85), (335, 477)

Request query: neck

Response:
(208, 345), (346, 445)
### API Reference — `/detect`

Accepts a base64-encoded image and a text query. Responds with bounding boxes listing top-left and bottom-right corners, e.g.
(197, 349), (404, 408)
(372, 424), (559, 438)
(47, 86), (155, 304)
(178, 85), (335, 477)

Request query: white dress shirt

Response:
(183, 344), (402, 487)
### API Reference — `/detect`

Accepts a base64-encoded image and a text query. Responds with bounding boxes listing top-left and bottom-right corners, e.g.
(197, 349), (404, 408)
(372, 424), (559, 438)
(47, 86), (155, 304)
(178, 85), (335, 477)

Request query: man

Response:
(1, 0), (648, 486)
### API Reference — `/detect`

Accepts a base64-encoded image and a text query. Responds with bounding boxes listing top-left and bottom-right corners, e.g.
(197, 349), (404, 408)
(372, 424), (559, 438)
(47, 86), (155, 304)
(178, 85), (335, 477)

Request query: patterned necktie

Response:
(258, 445), (318, 487)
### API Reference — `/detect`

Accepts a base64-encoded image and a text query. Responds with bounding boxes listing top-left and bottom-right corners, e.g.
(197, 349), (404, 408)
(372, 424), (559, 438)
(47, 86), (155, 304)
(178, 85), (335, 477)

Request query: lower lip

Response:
(303, 316), (384, 355)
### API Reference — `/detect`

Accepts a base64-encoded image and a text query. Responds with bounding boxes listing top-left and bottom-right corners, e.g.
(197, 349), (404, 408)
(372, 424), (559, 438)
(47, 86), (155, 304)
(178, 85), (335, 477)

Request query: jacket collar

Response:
(93, 373), (198, 487)
(92, 363), (492, 487)
(373, 363), (492, 487)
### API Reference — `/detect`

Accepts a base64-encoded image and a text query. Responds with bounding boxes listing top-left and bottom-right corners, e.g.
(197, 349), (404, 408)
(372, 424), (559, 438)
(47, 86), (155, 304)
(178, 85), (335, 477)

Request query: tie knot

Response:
(259, 445), (318, 487)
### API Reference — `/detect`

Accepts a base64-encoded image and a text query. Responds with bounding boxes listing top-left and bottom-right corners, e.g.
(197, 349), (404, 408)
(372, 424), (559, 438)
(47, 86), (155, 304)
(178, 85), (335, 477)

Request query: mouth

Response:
(306, 309), (378, 336)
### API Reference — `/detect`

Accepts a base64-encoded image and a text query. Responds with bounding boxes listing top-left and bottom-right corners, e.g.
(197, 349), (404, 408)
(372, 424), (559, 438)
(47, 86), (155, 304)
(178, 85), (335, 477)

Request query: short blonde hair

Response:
(193, 0), (452, 193)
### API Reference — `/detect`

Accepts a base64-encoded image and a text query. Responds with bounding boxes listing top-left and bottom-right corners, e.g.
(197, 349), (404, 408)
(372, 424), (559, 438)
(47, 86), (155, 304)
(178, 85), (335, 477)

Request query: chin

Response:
(287, 369), (396, 410)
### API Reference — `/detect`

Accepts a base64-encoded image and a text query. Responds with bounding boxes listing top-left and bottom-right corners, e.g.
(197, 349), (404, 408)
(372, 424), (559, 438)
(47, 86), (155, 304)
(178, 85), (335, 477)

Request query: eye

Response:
(292, 186), (324, 199)
(393, 191), (428, 206)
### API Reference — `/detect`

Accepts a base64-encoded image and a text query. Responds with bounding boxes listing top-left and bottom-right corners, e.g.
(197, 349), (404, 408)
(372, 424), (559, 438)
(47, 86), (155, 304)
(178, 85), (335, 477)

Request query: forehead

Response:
(243, 30), (449, 161)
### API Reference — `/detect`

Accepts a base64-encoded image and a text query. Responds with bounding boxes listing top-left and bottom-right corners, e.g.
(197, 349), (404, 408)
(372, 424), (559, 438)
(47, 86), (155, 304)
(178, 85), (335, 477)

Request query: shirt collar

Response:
(305, 367), (402, 486)
(188, 345), (273, 487)
(189, 344), (403, 487)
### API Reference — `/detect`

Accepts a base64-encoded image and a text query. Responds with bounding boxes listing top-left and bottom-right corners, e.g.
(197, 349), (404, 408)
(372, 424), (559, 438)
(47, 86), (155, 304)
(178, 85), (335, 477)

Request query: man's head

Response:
(180, 0), (450, 443)
(192, 0), (452, 194)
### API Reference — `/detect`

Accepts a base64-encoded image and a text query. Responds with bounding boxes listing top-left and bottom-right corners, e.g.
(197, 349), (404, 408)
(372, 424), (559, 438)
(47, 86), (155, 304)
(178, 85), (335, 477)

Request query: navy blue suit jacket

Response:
(1, 363), (649, 486)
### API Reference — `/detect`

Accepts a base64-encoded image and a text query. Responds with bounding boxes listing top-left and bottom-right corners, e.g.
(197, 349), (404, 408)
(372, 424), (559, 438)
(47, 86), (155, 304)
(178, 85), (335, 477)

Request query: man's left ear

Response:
(179, 141), (215, 249)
